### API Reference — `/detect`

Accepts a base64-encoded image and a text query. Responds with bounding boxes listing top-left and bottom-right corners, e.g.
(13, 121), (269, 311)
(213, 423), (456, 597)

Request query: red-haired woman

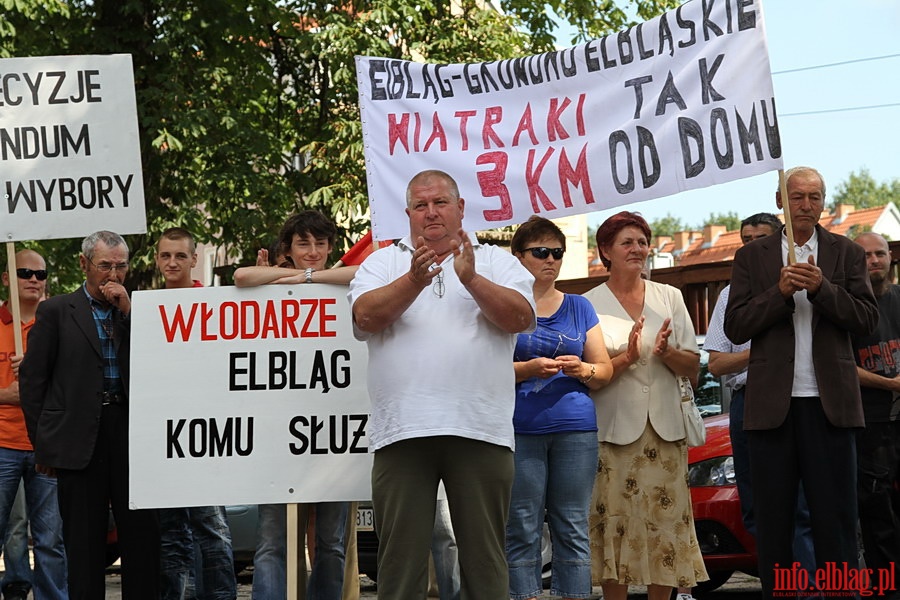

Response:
(583, 211), (707, 600)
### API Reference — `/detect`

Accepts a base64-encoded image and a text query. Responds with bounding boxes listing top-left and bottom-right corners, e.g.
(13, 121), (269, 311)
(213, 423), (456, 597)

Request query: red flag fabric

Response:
(337, 231), (393, 266)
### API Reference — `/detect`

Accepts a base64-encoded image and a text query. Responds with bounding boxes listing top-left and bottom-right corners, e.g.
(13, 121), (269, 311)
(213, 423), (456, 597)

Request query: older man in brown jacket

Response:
(725, 167), (878, 599)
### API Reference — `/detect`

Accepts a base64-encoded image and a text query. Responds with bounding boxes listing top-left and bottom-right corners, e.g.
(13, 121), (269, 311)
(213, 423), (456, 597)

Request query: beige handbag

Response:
(664, 286), (707, 447)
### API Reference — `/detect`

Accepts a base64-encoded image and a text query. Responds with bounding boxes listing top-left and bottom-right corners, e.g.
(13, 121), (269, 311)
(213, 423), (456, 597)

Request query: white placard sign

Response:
(357, 0), (782, 241)
(129, 284), (371, 508)
(0, 54), (147, 241)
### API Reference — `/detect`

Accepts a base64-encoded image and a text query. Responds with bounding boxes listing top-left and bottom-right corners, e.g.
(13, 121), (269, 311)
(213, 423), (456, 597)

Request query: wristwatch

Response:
(305, 267), (315, 283)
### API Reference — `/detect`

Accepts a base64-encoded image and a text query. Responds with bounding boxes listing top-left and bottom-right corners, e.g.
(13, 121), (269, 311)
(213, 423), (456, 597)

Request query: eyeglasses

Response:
(16, 268), (48, 281)
(524, 247), (565, 260)
(88, 256), (129, 273)
(433, 272), (445, 298)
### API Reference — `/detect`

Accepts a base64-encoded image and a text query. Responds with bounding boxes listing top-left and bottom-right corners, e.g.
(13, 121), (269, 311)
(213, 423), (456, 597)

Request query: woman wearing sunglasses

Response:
(582, 211), (707, 600)
(506, 216), (613, 600)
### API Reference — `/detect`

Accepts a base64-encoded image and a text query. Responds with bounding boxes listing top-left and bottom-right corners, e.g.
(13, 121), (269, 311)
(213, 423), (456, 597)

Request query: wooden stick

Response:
(287, 503), (300, 600)
(5, 242), (23, 355)
(778, 169), (797, 265)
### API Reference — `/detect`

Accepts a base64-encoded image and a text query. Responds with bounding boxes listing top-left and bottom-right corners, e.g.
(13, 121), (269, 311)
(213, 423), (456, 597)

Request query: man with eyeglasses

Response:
(0, 250), (68, 600)
(349, 170), (536, 600)
(20, 231), (160, 600)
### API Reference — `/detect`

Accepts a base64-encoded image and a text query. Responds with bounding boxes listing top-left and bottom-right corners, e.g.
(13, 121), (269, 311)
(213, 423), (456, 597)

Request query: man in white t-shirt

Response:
(349, 170), (535, 600)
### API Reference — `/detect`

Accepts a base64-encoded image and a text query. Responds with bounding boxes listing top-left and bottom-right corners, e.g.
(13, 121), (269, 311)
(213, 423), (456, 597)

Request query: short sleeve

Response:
(704, 285), (735, 353)
(569, 294), (600, 332)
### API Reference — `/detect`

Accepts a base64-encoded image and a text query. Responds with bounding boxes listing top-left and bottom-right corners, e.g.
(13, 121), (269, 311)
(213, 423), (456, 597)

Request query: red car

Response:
(687, 414), (758, 592)
(686, 340), (758, 593)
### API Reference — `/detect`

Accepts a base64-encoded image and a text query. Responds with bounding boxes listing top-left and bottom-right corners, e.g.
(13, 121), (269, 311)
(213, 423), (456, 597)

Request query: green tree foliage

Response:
(506, 0), (680, 53)
(2, 0), (675, 292)
(830, 168), (900, 210)
(702, 211), (741, 232)
(587, 224), (598, 250)
(648, 213), (687, 238)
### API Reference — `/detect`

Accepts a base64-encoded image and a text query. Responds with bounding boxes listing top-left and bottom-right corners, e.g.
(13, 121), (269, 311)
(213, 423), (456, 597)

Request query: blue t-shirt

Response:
(513, 294), (599, 434)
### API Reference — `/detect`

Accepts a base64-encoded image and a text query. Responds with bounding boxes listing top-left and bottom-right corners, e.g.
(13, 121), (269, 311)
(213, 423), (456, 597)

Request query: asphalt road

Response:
(99, 566), (762, 599)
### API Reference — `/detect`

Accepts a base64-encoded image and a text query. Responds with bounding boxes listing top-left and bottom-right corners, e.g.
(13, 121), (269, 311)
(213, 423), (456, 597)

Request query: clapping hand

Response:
(653, 317), (672, 356)
(625, 316), (644, 364)
(451, 229), (476, 285)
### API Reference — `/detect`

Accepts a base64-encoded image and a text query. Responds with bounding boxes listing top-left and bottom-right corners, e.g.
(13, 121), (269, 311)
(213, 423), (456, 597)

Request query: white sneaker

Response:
(676, 594), (695, 600)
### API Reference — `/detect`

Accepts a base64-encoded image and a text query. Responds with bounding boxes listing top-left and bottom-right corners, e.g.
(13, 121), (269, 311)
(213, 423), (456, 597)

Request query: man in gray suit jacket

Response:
(725, 167), (878, 598)
(19, 231), (159, 600)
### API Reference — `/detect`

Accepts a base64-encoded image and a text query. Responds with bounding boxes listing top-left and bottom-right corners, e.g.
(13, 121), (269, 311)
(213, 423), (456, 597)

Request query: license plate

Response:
(356, 507), (375, 531)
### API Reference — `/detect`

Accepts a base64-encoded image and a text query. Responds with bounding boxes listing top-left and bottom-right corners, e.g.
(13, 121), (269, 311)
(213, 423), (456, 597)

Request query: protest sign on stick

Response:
(0, 54), (147, 242)
(129, 284), (372, 508)
(357, 0), (782, 240)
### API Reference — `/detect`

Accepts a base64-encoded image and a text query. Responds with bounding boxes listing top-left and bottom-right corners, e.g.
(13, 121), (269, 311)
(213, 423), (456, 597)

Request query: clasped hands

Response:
(779, 255), (824, 297)
(529, 355), (590, 380)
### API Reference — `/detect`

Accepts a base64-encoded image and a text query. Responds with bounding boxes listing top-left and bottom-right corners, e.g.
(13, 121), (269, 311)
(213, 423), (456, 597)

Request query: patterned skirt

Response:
(589, 422), (708, 588)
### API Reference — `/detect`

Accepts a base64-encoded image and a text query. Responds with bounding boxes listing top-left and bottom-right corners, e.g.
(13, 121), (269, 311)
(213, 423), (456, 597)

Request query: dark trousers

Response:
(748, 397), (859, 599)
(372, 436), (514, 600)
(57, 405), (160, 600)
(857, 421), (900, 597)
(731, 388), (817, 581)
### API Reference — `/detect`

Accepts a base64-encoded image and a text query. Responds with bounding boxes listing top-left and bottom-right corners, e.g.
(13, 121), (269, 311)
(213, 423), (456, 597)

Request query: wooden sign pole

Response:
(778, 170), (797, 265)
(5, 243), (23, 355)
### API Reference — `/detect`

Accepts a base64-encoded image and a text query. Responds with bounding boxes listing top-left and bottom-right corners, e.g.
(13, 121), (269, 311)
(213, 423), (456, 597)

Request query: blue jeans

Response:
(252, 503), (349, 600)
(0, 448), (67, 600)
(307, 503), (349, 600)
(2, 481), (32, 596)
(506, 432), (597, 599)
(253, 504), (286, 600)
(159, 505), (236, 600)
(431, 498), (460, 600)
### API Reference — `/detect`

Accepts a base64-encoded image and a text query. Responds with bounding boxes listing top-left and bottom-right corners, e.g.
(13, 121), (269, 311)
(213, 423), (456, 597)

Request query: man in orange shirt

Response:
(0, 250), (68, 600)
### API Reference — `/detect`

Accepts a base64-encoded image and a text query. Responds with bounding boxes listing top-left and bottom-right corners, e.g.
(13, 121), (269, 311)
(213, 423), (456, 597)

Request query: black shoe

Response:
(2, 581), (31, 600)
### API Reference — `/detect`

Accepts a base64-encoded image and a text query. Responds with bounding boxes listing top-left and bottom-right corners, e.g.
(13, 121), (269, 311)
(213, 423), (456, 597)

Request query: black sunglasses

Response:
(16, 268), (48, 281)
(524, 247), (565, 260)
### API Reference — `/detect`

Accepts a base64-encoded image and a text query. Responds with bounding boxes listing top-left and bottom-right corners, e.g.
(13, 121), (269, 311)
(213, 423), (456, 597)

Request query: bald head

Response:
(2, 249), (47, 307)
(15, 249), (45, 266)
(854, 232), (888, 248)
(4, 249), (46, 278)
(855, 232), (892, 295)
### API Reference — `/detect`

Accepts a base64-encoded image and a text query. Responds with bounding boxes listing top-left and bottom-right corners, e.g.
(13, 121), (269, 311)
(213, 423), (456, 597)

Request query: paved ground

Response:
(97, 567), (762, 599)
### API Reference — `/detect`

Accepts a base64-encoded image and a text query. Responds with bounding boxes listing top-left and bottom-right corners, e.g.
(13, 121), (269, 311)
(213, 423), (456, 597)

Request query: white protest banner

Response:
(0, 54), (146, 242)
(357, 0), (781, 241)
(129, 284), (371, 508)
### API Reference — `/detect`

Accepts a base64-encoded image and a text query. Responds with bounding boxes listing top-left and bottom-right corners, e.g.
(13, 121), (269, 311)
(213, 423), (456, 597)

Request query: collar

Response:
(781, 226), (819, 253)
(82, 282), (111, 311)
(398, 232), (481, 254)
(0, 302), (35, 327)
